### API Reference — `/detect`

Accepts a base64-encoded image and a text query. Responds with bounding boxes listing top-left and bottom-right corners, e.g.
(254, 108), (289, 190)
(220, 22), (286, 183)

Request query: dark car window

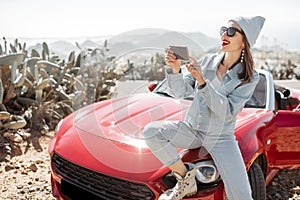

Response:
(245, 74), (267, 108)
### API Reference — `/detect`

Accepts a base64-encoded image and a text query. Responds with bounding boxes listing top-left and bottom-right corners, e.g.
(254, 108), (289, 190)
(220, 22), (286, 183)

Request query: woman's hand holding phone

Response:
(165, 45), (205, 86)
(165, 48), (181, 73)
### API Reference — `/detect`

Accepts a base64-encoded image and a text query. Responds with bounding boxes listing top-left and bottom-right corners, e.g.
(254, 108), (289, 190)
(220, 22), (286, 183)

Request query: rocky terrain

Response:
(0, 131), (299, 200)
(0, 131), (55, 200)
(267, 170), (300, 200)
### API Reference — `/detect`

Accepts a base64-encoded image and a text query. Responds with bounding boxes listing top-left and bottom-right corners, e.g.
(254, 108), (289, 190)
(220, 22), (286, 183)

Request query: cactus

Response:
(0, 79), (3, 104)
(0, 37), (128, 161)
(74, 53), (81, 68)
(37, 60), (60, 74)
(75, 42), (81, 50)
(2, 116), (27, 129)
(0, 53), (25, 66)
(36, 79), (49, 90)
(42, 42), (49, 57)
(17, 97), (37, 106)
(31, 49), (40, 57)
(72, 91), (86, 108)
(10, 43), (17, 53)
(0, 111), (10, 120)
(3, 37), (7, 54)
(0, 37), (119, 134)
(67, 51), (76, 67)
(23, 77), (34, 89)
(11, 61), (17, 84)
(22, 42), (26, 52)
(55, 66), (67, 86)
(56, 88), (71, 101)
(13, 74), (26, 87)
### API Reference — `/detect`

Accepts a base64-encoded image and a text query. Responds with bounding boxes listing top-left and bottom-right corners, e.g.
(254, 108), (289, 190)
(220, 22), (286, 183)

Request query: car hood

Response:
(53, 93), (265, 180)
(53, 93), (192, 181)
(74, 93), (191, 147)
(73, 93), (263, 144)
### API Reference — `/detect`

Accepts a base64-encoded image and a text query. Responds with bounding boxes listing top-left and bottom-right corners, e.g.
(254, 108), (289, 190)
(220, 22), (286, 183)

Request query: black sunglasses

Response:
(220, 26), (243, 37)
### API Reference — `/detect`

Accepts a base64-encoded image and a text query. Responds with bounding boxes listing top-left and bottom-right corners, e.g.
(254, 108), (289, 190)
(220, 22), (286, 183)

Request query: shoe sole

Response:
(186, 191), (197, 197)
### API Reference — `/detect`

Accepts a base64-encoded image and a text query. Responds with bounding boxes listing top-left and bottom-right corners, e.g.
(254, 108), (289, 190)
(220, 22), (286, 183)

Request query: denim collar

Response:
(206, 52), (243, 80)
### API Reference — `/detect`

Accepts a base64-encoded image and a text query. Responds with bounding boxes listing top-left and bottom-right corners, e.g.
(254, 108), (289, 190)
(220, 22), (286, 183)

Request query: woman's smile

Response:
(222, 39), (230, 47)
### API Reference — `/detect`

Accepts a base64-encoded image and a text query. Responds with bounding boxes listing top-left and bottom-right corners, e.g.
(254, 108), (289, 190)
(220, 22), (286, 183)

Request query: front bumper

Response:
(49, 152), (224, 200)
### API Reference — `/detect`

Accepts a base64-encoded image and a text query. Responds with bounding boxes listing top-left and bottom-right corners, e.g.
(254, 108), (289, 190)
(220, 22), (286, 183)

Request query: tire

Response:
(248, 162), (266, 200)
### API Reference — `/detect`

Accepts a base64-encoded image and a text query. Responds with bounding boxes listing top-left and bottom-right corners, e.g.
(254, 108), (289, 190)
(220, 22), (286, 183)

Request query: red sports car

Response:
(49, 67), (300, 200)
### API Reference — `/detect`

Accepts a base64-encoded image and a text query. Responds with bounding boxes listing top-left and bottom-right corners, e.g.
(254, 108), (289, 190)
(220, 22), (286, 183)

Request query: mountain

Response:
(80, 40), (100, 48)
(23, 29), (220, 59)
(107, 28), (212, 57)
(50, 40), (77, 57)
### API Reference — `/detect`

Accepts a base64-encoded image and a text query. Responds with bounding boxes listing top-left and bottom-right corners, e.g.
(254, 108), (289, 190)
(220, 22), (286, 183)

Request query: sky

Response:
(2, 0), (300, 50)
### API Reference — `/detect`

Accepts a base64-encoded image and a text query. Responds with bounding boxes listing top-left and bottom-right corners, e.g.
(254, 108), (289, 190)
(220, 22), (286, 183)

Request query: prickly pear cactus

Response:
(0, 38), (120, 133)
(0, 37), (146, 161)
(0, 53), (25, 66)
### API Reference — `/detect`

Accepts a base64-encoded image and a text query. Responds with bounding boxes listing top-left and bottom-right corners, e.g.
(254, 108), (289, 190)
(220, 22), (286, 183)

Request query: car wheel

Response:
(248, 162), (266, 200)
(223, 162), (266, 200)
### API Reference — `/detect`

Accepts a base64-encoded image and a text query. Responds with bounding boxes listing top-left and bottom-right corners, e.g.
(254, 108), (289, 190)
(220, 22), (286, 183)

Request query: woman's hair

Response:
(238, 36), (254, 83)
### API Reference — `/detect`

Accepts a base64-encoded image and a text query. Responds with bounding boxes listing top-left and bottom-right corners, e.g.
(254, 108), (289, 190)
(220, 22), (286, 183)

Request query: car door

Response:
(265, 109), (300, 168)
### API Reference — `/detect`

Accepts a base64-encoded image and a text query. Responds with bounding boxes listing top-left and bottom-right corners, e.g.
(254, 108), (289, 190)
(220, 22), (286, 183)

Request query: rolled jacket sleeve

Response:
(166, 70), (196, 98)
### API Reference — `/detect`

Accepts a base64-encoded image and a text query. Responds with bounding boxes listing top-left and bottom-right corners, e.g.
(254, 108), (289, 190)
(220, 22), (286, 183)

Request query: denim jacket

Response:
(166, 53), (259, 133)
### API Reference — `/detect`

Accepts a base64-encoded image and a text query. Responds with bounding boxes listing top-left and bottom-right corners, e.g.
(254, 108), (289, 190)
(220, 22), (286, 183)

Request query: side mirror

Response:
(148, 82), (158, 92)
(282, 89), (291, 97)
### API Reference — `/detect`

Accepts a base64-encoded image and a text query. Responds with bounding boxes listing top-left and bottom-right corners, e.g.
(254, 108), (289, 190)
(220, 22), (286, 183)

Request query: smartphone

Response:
(169, 45), (189, 61)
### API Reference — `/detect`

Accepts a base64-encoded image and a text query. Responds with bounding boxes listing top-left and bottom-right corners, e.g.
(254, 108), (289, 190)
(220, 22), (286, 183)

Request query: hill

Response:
(108, 28), (213, 57)
(22, 29), (219, 59)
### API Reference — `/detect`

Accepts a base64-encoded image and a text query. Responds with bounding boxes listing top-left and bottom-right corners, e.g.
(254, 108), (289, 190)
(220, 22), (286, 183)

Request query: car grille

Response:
(52, 153), (154, 200)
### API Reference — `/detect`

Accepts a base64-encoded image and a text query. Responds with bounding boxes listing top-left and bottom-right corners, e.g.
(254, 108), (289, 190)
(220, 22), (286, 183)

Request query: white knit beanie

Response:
(230, 16), (265, 47)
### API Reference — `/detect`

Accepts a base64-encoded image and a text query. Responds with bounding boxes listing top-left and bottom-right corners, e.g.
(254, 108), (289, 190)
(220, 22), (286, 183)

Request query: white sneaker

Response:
(159, 163), (197, 200)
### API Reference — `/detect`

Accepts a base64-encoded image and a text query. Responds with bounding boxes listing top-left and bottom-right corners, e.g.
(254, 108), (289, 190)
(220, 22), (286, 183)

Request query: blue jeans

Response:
(143, 120), (253, 200)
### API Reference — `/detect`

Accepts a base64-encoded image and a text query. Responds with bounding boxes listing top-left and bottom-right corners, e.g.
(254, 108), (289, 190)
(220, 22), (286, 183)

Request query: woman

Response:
(143, 16), (265, 200)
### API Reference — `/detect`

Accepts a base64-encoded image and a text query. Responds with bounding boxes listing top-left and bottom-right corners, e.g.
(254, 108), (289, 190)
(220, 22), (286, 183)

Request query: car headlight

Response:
(195, 160), (220, 183)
